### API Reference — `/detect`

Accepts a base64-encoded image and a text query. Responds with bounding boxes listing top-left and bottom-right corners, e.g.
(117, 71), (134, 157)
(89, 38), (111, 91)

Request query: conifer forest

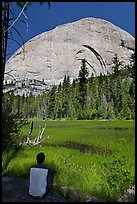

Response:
(4, 53), (135, 121)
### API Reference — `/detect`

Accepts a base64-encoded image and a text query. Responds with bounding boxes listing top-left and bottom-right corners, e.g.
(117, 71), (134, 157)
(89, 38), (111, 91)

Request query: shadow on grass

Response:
(53, 183), (113, 202)
(43, 141), (112, 156)
(2, 145), (23, 176)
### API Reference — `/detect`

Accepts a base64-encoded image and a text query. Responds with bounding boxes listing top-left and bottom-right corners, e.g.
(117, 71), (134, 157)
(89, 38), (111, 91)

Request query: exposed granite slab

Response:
(2, 177), (68, 202)
(5, 17), (135, 85)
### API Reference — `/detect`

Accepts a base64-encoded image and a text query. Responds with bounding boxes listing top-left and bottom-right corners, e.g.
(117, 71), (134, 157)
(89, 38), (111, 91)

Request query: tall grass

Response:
(2, 119), (135, 201)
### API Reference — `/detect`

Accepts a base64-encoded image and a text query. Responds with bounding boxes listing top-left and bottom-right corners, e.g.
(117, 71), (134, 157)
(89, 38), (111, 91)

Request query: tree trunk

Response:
(2, 2), (9, 95)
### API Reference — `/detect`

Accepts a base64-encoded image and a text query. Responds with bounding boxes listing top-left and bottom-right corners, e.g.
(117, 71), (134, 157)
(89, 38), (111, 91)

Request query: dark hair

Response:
(36, 152), (45, 164)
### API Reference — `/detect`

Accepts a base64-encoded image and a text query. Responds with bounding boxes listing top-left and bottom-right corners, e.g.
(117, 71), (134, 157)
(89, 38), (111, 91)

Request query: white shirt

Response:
(29, 167), (48, 197)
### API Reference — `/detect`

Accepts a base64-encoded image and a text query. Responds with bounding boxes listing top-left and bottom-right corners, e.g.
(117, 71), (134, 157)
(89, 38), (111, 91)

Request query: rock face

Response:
(5, 17), (135, 87)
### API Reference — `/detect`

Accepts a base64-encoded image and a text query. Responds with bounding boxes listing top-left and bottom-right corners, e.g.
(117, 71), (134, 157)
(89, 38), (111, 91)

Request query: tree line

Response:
(4, 53), (135, 121)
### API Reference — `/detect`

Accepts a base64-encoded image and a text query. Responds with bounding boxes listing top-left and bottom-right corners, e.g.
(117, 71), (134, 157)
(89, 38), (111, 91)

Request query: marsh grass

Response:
(2, 119), (135, 201)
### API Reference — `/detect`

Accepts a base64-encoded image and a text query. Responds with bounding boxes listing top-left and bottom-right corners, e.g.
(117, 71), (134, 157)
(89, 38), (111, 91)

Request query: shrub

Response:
(101, 156), (134, 201)
(2, 96), (27, 150)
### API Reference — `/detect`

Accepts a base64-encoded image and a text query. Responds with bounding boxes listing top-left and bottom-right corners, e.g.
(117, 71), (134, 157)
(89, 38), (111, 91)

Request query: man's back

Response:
(30, 163), (56, 196)
(29, 167), (48, 197)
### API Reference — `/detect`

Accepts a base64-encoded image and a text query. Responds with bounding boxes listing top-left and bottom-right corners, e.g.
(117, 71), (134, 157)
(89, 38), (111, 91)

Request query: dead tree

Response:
(26, 121), (34, 144)
(26, 121), (46, 146)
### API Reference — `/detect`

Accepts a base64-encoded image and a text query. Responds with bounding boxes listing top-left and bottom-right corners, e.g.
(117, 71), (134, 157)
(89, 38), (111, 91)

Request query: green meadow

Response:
(2, 119), (135, 201)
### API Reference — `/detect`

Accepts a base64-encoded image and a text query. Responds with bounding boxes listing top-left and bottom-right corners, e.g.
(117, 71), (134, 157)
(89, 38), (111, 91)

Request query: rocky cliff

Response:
(4, 17), (135, 95)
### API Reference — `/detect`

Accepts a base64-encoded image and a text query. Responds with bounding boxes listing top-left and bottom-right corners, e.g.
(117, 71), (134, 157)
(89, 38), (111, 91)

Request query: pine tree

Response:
(112, 53), (123, 76)
(78, 59), (89, 110)
(16, 95), (21, 115)
(47, 85), (56, 119)
(62, 75), (70, 118)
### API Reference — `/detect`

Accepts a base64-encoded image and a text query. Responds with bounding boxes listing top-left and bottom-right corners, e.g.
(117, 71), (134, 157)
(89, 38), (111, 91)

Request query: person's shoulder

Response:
(30, 164), (38, 168)
(30, 164), (45, 169)
(30, 164), (56, 174)
(47, 167), (56, 174)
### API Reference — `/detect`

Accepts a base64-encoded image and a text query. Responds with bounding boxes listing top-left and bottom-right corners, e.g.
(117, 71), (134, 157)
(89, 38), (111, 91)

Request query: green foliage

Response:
(2, 95), (27, 150)
(101, 156), (134, 201)
(4, 52), (135, 121)
(112, 53), (123, 76)
(78, 59), (89, 109)
(16, 2), (51, 10)
(2, 120), (135, 201)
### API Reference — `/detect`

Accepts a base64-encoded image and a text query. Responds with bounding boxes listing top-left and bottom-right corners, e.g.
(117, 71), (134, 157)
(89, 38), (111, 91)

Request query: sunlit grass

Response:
(2, 119), (135, 201)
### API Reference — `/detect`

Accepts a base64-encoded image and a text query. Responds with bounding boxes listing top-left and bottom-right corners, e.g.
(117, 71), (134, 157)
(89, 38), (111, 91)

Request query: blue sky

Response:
(6, 2), (135, 60)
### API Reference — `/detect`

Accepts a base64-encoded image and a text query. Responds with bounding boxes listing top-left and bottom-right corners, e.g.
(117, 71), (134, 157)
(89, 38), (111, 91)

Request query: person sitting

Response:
(29, 152), (56, 198)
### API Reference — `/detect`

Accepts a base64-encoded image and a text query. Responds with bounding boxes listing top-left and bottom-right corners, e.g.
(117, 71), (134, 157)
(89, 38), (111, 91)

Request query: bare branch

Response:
(22, 11), (29, 32)
(11, 26), (25, 46)
(4, 2), (29, 34)
(23, 10), (28, 19)
(7, 37), (24, 51)
(4, 72), (16, 80)
(4, 69), (14, 74)
(7, 37), (25, 61)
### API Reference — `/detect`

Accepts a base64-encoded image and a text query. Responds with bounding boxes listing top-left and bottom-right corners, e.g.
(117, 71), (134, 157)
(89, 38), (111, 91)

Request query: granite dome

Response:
(5, 17), (135, 85)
